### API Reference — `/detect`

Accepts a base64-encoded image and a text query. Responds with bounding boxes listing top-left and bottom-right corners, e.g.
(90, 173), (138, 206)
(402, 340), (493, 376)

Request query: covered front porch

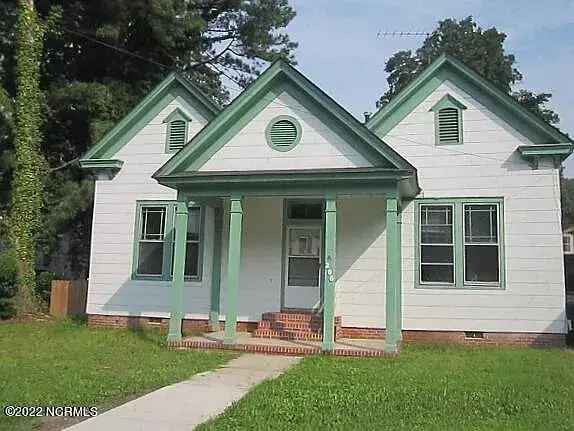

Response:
(157, 167), (416, 354)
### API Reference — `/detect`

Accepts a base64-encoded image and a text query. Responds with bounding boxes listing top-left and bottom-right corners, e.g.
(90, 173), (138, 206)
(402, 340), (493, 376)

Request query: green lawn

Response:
(199, 344), (574, 431)
(0, 320), (233, 431)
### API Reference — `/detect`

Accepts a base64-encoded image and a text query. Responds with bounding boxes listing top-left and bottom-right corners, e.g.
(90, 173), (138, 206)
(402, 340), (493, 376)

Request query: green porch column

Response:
(396, 207), (403, 343)
(209, 206), (223, 331)
(167, 200), (189, 342)
(322, 196), (337, 352)
(224, 197), (244, 345)
(384, 195), (401, 352)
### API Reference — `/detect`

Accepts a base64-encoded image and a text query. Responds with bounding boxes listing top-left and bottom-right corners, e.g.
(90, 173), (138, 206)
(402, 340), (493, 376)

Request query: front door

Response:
(283, 226), (322, 310)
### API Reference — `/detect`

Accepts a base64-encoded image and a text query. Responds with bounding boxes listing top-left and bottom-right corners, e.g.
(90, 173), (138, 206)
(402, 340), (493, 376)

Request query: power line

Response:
(61, 27), (172, 70)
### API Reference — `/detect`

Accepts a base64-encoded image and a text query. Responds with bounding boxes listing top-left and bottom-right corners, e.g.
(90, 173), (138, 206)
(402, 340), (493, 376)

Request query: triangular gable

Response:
(154, 60), (416, 179)
(367, 54), (572, 145)
(81, 72), (219, 161)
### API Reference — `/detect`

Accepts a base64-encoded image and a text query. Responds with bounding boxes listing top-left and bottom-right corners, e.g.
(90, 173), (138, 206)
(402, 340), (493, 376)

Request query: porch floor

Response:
(169, 331), (389, 357)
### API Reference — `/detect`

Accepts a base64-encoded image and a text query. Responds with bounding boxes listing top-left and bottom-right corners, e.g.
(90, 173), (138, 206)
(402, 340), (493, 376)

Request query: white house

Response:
(80, 55), (573, 353)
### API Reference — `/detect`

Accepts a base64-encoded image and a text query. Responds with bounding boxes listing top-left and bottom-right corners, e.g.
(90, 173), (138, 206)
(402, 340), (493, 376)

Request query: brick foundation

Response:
(87, 314), (566, 347)
(87, 314), (257, 333)
(402, 330), (566, 347)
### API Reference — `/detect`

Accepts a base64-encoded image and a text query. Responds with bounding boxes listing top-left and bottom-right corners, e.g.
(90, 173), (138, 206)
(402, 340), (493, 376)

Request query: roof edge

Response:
(81, 71), (220, 161)
(367, 54), (572, 145)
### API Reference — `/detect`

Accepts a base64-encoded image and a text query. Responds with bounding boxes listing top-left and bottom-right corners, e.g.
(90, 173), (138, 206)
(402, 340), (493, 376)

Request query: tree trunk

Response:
(10, 0), (45, 315)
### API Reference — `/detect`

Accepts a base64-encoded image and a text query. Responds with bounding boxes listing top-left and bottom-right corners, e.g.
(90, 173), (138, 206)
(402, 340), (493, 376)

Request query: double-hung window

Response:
(137, 206), (167, 276)
(420, 205), (455, 284)
(171, 207), (201, 278)
(416, 198), (504, 289)
(133, 201), (203, 280)
(464, 204), (500, 283)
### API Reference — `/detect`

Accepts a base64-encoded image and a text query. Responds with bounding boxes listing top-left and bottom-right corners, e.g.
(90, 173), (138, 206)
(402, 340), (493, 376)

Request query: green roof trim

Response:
(517, 143), (573, 169)
(429, 94), (467, 112)
(162, 107), (192, 123)
(153, 59), (419, 197)
(79, 159), (124, 180)
(79, 159), (124, 169)
(80, 72), (219, 161)
(158, 167), (419, 199)
(367, 54), (572, 145)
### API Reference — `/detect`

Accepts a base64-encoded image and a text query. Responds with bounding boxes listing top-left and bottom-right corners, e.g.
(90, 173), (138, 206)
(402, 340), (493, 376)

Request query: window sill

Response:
(415, 283), (504, 291)
(131, 276), (203, 283)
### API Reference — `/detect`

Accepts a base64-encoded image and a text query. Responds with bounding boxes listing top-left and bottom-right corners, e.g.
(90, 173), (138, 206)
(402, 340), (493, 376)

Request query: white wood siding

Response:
(198, 90), (372, 172)
(87, 97), (215, 319)
(217, 197), (284, 321)
(381, 80), (566, 334)
(335, 197), (387, 328)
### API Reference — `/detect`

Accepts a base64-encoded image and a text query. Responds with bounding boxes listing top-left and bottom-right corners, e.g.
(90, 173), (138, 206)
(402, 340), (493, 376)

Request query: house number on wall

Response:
(325, 260), (334, 283)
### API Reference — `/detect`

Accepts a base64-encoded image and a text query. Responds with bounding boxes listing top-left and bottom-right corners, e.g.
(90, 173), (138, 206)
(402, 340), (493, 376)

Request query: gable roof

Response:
(153, 59), (418, 180)
(366, 54), (572, 145)
(80, 72), (220, 161)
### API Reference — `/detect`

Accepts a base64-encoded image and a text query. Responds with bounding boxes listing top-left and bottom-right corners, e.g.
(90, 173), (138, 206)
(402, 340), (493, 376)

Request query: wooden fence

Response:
(49, 280), (88, 318)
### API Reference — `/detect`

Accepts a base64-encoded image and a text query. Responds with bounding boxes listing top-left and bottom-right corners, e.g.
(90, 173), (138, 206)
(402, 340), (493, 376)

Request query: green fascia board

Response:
(157, 167), (417, 198)
(429, 93), (467, 112)
(153, 59), (419, 179)
(81, 71), (219, 161)
(367, 54), (572, 145)
(79, 158), (124, 179)
(518, 143), (573, 167)
(79, 159), (124, 169)
(518, 143), (573, 157)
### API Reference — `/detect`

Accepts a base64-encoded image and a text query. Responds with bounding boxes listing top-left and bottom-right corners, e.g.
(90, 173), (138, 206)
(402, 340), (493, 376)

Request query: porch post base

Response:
(208, 311), (221, 332)
(167, 314), (183, 342)
(383, 339), (400, 354)
(223, 328), (237, 345)
(322, 340), (335, 353)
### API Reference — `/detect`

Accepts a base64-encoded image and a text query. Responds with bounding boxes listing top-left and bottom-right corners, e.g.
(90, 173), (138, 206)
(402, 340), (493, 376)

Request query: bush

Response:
(0, 250), (56, 318)
(0, 250), (18, 319)
(36, 270), (55, 305)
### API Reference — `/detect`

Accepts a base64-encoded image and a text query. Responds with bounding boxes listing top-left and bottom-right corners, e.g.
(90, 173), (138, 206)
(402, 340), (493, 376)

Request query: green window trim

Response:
(163, 108), (192, 153)
(131, 200), (205, 282)
(430, 94), (467, 146)
(414, 197), (505, 290)
(265, 115), (302, 152)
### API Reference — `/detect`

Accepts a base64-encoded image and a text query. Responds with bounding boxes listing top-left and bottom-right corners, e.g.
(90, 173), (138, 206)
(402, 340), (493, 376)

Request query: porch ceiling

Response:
(155, 166), (420, 199)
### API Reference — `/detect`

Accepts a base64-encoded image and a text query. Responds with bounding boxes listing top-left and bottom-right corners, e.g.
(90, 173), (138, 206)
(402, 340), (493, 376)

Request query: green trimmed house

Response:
(80, 55), (573, 353)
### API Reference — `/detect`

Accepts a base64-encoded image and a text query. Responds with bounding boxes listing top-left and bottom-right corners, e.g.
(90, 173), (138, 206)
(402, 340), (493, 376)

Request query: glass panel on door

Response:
(286, 228), (321, 288)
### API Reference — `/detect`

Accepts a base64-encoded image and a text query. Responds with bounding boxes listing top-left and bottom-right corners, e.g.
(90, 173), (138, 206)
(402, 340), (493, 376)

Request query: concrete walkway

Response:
(66, 354), (301, 430)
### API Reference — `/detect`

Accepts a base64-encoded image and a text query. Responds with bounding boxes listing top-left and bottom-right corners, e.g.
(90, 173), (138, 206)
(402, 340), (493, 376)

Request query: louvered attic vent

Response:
(438, 108), (460, 144)
(266, 116), (301, 151)
(168, 120), (187, 152)
(271, 120), (297, 147)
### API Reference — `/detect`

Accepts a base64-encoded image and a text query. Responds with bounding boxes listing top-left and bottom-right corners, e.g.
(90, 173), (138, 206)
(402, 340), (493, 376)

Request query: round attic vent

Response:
(266, 115), (302, 151)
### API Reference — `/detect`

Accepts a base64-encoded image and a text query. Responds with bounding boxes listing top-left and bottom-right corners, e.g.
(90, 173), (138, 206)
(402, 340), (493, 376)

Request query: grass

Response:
(199, 344), (574, 431)
(0, 320), (234, 431)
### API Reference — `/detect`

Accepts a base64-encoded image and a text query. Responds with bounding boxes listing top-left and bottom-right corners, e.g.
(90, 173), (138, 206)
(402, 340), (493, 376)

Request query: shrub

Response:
(36, 270), (55, 306)
(0, 250), (18, 319)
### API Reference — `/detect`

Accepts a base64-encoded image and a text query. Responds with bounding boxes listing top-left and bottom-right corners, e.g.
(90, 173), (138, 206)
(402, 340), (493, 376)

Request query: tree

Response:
(377, 17), (559, 125)
(0, 1), (297, 279)
(9, 0), (46, 314)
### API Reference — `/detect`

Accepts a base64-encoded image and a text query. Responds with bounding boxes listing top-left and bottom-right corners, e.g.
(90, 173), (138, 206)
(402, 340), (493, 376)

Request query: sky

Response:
(280, 0), (574, 175)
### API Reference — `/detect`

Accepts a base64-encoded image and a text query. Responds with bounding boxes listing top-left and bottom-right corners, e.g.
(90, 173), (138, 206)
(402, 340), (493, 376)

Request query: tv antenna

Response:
(376, 31), (430, 37)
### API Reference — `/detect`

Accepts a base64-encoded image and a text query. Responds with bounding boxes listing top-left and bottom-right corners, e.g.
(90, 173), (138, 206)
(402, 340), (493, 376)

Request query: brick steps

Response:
(252, 329), (324, 341)
(253, 311), (342, 341)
